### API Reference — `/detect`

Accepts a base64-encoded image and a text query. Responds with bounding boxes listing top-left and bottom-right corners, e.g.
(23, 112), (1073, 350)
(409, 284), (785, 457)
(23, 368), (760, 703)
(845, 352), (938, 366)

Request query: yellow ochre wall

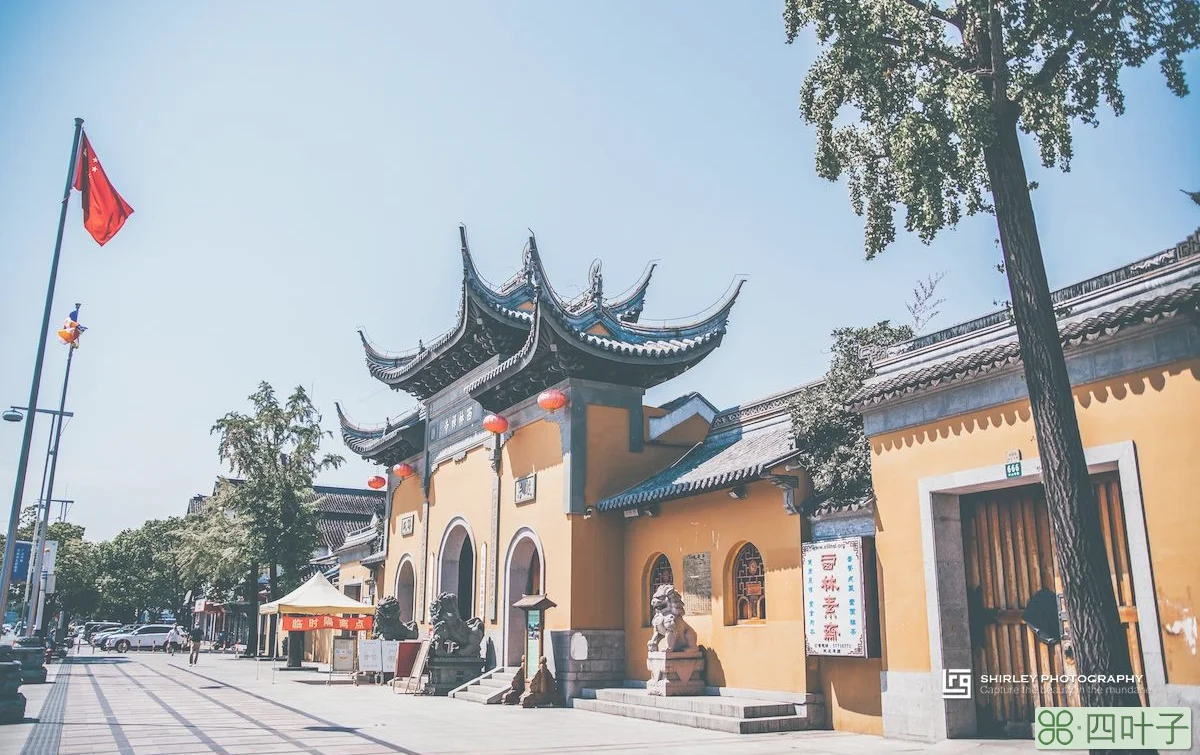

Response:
(575, 404), (689, 629)
(621, 479), (811, 694)
(868, 360), (1200, 692)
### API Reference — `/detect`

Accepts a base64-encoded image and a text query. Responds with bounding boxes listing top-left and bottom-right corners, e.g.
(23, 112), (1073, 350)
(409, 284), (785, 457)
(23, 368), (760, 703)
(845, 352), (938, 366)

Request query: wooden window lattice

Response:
(734, 543), (766, 622)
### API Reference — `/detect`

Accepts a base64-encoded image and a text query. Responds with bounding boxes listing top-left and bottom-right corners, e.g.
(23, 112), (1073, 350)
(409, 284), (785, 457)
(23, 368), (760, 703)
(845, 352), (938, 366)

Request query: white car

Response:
(104, 624), (180, 653)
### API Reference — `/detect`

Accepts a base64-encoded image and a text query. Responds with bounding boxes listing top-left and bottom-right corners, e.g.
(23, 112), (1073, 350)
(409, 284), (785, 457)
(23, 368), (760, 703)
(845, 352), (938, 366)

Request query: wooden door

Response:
(960, 474), (1146, 732)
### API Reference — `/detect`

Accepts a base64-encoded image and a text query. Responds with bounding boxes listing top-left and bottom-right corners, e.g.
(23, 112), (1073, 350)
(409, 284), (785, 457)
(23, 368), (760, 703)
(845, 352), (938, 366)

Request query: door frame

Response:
(889, 440), (1167, 740)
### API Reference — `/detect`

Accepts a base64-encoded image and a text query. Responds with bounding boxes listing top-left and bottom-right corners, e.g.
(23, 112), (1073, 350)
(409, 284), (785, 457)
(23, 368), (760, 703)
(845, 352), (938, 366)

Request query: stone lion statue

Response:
(647, 584), (698, 652)
(372, 595), (419, 641)
(430, 592), (484, 658)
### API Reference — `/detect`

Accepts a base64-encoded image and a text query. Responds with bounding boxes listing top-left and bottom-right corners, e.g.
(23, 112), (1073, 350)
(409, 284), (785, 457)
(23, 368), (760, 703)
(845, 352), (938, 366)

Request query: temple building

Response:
(337, 225), (1199, 740)
(853, 228), (1200, 740)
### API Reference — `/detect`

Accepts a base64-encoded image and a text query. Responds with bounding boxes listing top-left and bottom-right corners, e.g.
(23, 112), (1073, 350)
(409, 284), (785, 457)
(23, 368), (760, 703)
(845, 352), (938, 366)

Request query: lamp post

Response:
(2, 406), (73, 628)
(24, 314), (80, 638)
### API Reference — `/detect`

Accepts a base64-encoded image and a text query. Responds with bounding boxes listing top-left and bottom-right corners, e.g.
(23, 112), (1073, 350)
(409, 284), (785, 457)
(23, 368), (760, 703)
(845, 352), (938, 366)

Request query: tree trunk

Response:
(267, 564), (278, 659)
(243, 568), (259, 658)
(983, 103), (1145, 735)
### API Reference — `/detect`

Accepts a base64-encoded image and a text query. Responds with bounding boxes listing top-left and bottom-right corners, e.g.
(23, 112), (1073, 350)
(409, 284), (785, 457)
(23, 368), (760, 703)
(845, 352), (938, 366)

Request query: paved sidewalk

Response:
(0, 649), (1040, 754)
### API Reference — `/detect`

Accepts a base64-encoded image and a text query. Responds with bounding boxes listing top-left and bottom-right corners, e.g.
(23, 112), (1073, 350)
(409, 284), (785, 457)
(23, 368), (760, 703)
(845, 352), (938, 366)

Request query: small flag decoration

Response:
(57, 308), (87, 348)
(73, 133), (133, 245)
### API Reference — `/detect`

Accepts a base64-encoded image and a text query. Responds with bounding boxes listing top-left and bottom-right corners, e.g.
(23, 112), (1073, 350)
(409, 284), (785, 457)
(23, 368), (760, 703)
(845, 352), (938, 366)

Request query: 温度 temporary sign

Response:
(281, 615), (373, 632)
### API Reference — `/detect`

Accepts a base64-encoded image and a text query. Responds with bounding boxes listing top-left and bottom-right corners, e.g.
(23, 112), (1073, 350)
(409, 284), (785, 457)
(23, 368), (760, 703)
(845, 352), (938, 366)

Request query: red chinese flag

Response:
(73, 133), (133, 245)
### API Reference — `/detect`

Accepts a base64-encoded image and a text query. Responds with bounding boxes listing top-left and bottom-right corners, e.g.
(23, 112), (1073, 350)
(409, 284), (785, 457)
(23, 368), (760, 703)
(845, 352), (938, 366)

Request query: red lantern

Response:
(482, 414), (509, 434)
(392, 463), (415, 479)
(367, 475), (387, 490)
(537, 388), (568, 412)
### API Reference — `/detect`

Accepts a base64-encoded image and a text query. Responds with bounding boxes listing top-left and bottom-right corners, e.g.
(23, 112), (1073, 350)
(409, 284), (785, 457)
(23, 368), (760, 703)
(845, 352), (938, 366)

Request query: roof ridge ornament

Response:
(459, 224), (472, 272)
(525, 231), (542, 287)
(588, 259), (603, 306)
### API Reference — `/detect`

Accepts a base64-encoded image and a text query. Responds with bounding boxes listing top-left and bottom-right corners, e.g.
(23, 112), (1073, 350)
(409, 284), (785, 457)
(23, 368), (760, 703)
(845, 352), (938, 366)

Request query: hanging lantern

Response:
(367, 475), (387, 490)
(482, 414), (510, 434)
(392, 462), (415, 479)
(537, 389), (568, 412)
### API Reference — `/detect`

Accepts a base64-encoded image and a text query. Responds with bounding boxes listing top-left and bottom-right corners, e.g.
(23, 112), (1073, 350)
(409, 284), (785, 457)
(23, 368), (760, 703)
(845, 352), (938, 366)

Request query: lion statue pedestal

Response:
(425, 592), (486, 696)
(646, 584), (705, 696)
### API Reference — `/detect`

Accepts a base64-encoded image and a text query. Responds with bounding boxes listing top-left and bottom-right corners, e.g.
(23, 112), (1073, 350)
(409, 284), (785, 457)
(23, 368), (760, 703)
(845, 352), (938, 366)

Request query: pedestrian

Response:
(188, 625), (203, 666)
(165, 625), (181, 655)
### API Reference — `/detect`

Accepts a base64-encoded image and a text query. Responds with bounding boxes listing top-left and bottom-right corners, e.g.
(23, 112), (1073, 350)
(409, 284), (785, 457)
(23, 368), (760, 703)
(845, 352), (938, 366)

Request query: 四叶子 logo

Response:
(942, 668), (972, 699)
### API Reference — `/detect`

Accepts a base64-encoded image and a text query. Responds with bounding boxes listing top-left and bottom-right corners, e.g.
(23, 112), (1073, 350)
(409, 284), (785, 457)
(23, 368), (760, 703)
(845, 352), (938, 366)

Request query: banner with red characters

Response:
(281, 615), (374, 632)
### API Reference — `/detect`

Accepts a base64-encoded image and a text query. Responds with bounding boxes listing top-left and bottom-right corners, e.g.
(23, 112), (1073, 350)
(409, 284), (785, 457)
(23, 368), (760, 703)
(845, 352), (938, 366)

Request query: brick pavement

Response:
(0, 649), (1040, 754)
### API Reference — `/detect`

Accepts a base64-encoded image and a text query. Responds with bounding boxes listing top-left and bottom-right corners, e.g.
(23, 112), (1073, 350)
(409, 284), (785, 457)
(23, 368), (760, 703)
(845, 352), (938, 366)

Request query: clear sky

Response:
(1, 2), (1196, 542)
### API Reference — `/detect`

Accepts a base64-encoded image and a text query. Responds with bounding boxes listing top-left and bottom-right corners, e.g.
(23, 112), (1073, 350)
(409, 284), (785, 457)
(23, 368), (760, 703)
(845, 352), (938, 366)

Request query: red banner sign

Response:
(281, 615), (373, 632)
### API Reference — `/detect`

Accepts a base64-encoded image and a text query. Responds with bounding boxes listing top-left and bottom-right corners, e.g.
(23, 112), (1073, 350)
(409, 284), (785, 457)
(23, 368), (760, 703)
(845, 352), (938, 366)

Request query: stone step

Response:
(573, 697), (807, 735)
(449, 666), (522, 704)
(587, 688), (796, 719)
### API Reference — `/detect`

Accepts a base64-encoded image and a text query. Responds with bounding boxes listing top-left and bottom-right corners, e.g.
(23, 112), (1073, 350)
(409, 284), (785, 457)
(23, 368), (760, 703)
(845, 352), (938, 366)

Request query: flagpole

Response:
(24, 305), (79, 637)
(0, 118), (84, 626)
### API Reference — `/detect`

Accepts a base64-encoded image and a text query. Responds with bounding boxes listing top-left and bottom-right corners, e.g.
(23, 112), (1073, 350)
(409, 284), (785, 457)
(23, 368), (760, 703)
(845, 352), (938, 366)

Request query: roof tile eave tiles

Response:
(853, 282), (1200, 408)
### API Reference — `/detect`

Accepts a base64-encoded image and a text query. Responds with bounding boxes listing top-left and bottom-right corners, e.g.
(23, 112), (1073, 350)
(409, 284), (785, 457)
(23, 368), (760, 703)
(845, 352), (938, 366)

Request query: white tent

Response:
(258, 572), (376, 616)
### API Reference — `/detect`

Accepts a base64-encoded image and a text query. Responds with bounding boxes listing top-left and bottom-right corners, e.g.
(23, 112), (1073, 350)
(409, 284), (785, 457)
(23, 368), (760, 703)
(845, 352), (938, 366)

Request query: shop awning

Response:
(257, 572), (375, 616)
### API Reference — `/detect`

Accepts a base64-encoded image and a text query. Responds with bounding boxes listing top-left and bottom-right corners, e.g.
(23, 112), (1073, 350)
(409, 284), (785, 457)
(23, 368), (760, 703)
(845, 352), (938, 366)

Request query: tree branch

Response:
(899, 0), (962, 30)
(1012, 0), (1111, 104)
(880, 35), (974, 72)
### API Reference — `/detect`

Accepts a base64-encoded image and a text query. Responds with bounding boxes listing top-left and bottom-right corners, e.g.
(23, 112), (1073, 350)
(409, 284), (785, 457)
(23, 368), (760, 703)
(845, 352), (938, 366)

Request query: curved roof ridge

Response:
(589, 277), (744, 341)
(465, 287), (550, 398)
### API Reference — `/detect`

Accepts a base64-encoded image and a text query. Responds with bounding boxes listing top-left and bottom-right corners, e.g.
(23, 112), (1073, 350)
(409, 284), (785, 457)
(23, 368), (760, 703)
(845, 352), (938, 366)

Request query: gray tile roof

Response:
(854, 229), (1200, 408)
(855, 281), (1200, 408)
(318, 517), (372, 553)
(310, 485), (385, 516)
(801, 491), (876, 518)
(596, 418), (800, 511)
(658, 391), (717, 414)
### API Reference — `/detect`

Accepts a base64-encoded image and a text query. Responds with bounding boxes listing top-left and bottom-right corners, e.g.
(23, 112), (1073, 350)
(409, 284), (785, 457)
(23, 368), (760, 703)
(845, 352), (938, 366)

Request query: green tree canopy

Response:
(791, 322), (914, 503)
(211, 382), (343, 596)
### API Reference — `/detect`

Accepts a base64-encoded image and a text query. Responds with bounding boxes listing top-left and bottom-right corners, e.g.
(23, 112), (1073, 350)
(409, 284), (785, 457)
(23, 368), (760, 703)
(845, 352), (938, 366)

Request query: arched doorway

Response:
(504, 530), (544, 667)
(438, 522), (476, 621)
(395, 558), (416, 624)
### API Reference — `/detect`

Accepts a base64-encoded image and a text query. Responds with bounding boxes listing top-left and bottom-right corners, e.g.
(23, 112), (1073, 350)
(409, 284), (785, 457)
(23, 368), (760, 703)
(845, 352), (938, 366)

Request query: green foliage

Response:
(211, 382), (343, 594)
(784, 0), (1199, 258)
(93, 517), (189, 621)
(41, 521), (98, 622)
(177, 492), (256, 603)
(791, 321), (914, 500)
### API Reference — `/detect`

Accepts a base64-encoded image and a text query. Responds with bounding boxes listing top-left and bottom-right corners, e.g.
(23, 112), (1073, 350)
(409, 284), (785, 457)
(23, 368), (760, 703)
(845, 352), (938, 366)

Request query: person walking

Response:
(188, 625), (203, 666)
(164, 625), (181, 655)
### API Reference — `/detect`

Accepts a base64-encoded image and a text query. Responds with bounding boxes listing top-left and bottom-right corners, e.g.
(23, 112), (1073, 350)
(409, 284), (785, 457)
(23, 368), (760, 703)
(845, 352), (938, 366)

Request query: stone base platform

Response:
(426, 656), (486, 696)
(646, 649), (704, 696)
(574, 688), (823, 735)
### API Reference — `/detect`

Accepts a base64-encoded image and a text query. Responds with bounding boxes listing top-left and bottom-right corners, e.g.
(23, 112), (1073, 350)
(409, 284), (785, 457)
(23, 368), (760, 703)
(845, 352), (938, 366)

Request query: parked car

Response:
(104, 624), (180, 653)
(92, 624), (136, 646)
(86, 622), (122, 643)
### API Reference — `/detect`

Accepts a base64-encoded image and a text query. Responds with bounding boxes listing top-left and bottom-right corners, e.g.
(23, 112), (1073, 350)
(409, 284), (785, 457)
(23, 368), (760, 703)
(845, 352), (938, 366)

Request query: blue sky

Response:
(1, 2), (1196, 541)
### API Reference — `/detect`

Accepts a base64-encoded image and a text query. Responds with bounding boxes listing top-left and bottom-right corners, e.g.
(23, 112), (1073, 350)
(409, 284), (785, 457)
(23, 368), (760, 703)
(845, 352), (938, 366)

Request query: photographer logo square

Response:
(942, 669), (972, 699)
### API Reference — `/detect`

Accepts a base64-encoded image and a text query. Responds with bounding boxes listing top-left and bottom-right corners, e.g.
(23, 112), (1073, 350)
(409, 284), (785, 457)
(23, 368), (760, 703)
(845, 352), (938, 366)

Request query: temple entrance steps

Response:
(573, 688), (822, 734)
(448, 666), (521, 704)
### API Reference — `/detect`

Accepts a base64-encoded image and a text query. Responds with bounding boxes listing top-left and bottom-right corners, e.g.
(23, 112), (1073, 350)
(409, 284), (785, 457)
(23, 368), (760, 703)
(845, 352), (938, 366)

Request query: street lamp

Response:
(3, 407), (74, 423)
(2, 410), (21, 423)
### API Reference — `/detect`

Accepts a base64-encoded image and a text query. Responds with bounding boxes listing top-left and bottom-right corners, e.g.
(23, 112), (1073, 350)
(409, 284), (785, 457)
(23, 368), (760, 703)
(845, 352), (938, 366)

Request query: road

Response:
(0, 649), (1035, 755)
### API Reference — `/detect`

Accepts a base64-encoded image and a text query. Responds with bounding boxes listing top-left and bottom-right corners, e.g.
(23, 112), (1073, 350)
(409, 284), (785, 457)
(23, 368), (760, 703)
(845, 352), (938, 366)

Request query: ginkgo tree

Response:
(784, 0), (1197, 713)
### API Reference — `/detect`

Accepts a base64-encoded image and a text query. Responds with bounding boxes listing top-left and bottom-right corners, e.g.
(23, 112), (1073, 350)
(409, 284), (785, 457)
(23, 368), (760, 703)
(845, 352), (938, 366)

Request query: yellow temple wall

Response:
(575, 404), (691, 629)
(383, 464), (425, 603)
(621, 479), (810, 694)
(498, 417), (571, 632)
(865, 358), (1200, 721)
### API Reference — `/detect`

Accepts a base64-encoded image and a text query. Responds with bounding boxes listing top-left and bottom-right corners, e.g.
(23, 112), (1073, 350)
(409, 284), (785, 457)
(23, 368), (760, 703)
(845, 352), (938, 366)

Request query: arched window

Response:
(650, 554), (673, 592)
(733, 543), (766, 623)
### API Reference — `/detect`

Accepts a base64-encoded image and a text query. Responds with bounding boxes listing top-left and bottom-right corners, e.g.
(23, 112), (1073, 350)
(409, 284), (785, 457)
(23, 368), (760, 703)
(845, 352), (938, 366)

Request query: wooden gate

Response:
(960, 473), (1147, 731)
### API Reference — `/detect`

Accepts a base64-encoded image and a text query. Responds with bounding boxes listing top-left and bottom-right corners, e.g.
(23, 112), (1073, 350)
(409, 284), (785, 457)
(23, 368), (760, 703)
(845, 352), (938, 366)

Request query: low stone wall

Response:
(549, 629), (625, 703)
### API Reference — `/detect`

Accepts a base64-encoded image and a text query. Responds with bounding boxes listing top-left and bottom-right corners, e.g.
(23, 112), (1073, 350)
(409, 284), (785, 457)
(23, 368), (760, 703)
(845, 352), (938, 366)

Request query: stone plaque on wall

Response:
(682, 552), (712, 616)
(400, 513), (415, 537)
